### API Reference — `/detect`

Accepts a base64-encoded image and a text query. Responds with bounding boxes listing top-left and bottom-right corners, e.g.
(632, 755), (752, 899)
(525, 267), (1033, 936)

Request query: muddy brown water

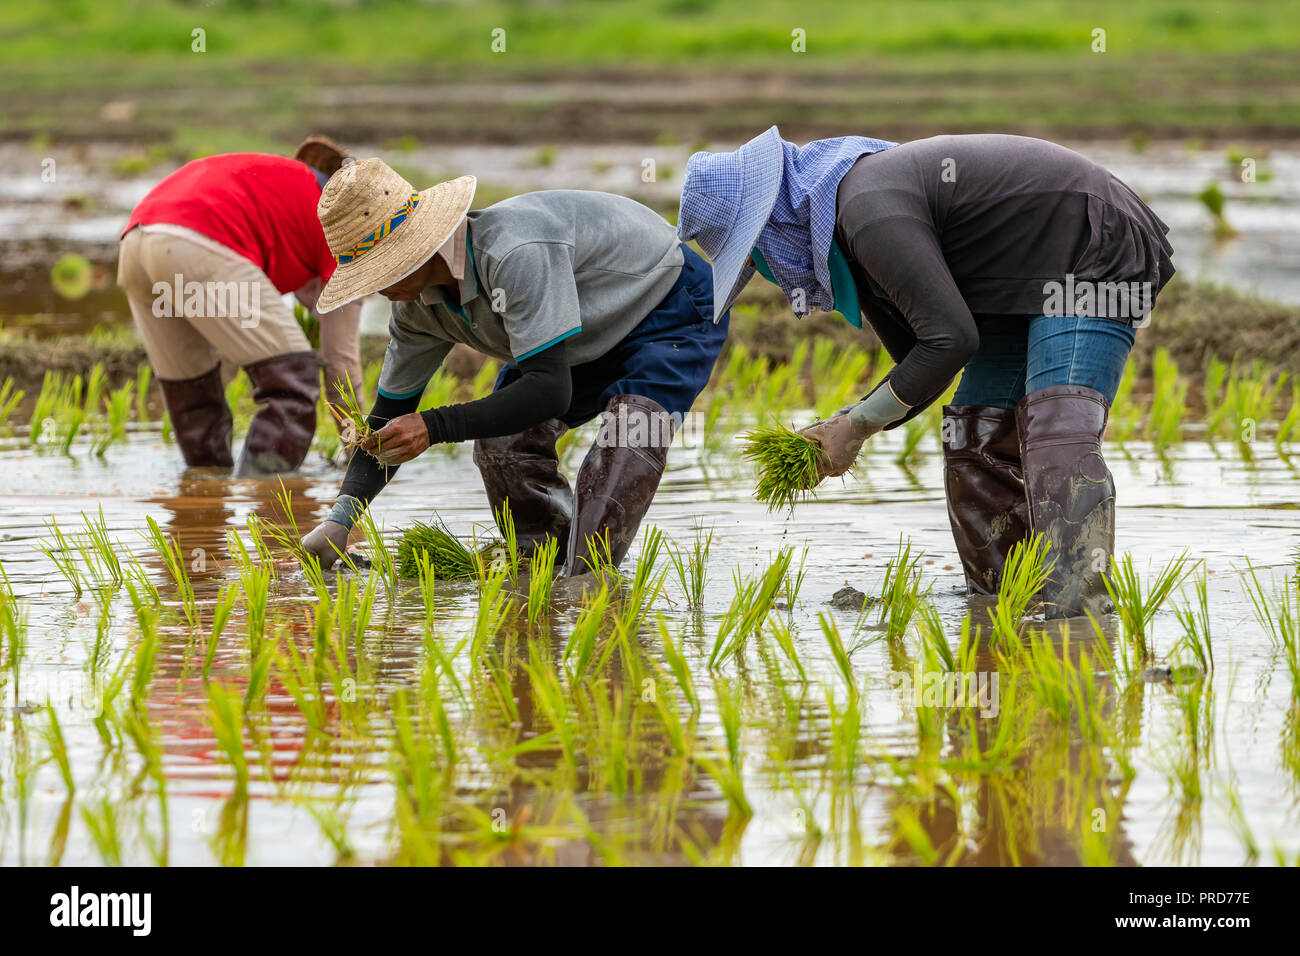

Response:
(0, 419), (1296, 865)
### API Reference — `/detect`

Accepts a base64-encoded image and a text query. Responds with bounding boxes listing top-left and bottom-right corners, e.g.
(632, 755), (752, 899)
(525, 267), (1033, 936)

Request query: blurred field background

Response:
(3, 0), (1300, 143)
(2, 0), (1299, 403)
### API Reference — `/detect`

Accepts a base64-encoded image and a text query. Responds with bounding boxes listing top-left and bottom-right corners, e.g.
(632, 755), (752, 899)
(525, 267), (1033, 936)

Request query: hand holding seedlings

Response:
(361, 412), (429, 466)
(327, 376), (375, 448)
(741, 424), (825, 512)
(799, 412), (879, 478)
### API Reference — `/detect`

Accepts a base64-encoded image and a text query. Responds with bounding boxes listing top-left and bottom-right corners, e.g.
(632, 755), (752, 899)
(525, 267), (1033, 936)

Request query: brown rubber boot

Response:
(158, 364), (234, 468)
(942, 405), (1031, 594)
(1016, 385), (1115, 619)
(564, 394), (676, 575)
(236, 351), (321, 476)
(473, 418), (573, 555)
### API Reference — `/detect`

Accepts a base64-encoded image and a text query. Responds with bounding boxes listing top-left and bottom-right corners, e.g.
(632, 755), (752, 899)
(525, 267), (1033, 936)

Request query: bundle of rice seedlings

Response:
(740, 424), (824, 512)
(326, 376), (375, 450)
(396, 520), (481, 580)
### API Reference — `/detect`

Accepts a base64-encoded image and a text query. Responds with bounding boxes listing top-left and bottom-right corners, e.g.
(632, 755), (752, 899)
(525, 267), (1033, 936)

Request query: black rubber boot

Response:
(942, 405), (1031, 595)
(236, 351), (321, 476)
(158, 363), (234, 468)
(473, 418), (573, 555)
(1016, 384), (1115, 619)
(564, 394), (675, 575)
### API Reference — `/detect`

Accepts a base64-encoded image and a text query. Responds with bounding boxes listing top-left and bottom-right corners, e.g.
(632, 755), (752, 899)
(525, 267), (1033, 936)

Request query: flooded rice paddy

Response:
(1, 416), (1297, 866)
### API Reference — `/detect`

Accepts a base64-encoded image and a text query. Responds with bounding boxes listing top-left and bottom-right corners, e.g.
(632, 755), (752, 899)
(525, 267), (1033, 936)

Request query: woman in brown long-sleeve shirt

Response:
(678, 130), (1175, 618)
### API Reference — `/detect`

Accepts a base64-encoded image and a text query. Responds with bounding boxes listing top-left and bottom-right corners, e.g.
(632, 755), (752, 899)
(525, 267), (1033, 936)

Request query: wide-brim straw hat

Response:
(294, 135), (352, 176)
(316, 158), (476, 313)
(676, 126), (784, 323)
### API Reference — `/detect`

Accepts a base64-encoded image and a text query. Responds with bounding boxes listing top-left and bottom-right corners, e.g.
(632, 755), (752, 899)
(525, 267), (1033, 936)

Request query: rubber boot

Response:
(1016, 385), (1115, 619)
(473, 418), (573, 555)
(564, 394), (675, 575)
(942, 405), (1031, 594)
(236, 351), (321, 476)
(158, 363), (234, 468)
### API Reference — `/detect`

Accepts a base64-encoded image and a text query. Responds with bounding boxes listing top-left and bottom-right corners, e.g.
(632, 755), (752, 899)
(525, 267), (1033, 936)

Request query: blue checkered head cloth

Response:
(678, 126), (896, 320)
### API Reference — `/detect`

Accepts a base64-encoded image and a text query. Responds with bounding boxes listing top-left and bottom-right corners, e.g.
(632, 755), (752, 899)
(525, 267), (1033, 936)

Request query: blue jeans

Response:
(950, 315), (1136, 409)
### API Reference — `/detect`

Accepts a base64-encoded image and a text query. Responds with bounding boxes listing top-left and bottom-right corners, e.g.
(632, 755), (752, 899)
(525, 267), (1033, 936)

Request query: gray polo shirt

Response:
(377, 190), (683, 399)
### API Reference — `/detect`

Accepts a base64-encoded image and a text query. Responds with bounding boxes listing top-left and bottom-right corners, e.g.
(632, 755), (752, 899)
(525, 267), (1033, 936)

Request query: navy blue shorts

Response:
(493, 244), (730, 428)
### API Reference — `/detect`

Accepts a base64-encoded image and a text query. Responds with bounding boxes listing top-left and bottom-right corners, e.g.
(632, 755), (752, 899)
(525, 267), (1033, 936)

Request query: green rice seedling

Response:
(205, 583), (239, 679)
(1172, 566), (1215, 674)
(38, 517), (85, 597)
(710, 549), (792, 667)
(742, 423), (824, 512)
(527, 537), (560, 627)
(764, 616), (807, 683)
(94, 380), (134, 455)
(396, 519), (480, 580)
(657, 617), (698, 711)
(783, 546), (810, 609)
(142, 516), (198, 631)
(293, 301), (320, 349)
(79, 507), (124, 589)
(496, 501), (522, 582)
(1148, 347), (1188, 451)
(896, 410), (933, 466)
(227, 530), (271, 651)
(988, 533), (1055, 643)
(668, 525), (713, 609)
(1241, 561), (1300, 695)
(352, 507), (396, 596)
(206, 681), (250, 795)
(468, 360), (500, 400)
(416, 368), (460, 413)
(697, 677), (751, 818)
(524, 639), (580, 779)
(469, 565), (513, 664)
(877, 537), (929, 641)
(819, 612), (859, 695)
(1107, 363), (1141, 444)
(617, 526), (668, 632)
(0, 378), (23, 429)
(80, 796), (124, 866)
(564, 584), (611, 680)
(1104, 551), (1194, 661)
(135, 363), (152, 423)
(1217, 359), (1288, 444)
(1275, 383), (1300, 447)
(43, 703), (75, 794)
(1197, 181), (1238, 239)
(257, 482), (313, 571)
(327, 374), (375, 450)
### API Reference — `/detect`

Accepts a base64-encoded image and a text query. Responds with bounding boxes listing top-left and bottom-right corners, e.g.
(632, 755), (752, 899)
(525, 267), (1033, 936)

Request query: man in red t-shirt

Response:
(116, 136), (363, 473)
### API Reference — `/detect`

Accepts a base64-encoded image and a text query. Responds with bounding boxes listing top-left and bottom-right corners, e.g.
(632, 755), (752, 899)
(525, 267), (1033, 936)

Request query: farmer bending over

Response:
(678, 130), (1174, 618)
(117, 137), (364, 474)
(300, 158), (728, 574)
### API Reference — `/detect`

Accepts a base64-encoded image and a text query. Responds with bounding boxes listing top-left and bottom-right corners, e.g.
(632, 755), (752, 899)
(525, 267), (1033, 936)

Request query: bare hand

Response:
(360, 412), (430, 467)
(799, 413), (878, 479)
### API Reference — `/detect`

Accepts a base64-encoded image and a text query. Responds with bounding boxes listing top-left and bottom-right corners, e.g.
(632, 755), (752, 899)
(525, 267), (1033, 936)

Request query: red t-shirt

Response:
(123, 153), (337, 294)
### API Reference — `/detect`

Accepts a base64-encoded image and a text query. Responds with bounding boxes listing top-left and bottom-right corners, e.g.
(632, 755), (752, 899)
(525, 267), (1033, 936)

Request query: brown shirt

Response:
(835, 134), (1174, 412)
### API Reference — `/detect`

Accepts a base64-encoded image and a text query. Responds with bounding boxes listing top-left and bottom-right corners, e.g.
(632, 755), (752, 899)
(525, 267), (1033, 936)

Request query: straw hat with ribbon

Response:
(316, 158), (477, 313)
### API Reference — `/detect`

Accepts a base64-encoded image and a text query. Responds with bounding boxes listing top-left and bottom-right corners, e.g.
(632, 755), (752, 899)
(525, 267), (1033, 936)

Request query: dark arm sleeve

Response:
(420, 339), (571, 444)
(840, 215), (979, 416)
(337, 392), (420, 504)
(336, 342), (572, 505)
